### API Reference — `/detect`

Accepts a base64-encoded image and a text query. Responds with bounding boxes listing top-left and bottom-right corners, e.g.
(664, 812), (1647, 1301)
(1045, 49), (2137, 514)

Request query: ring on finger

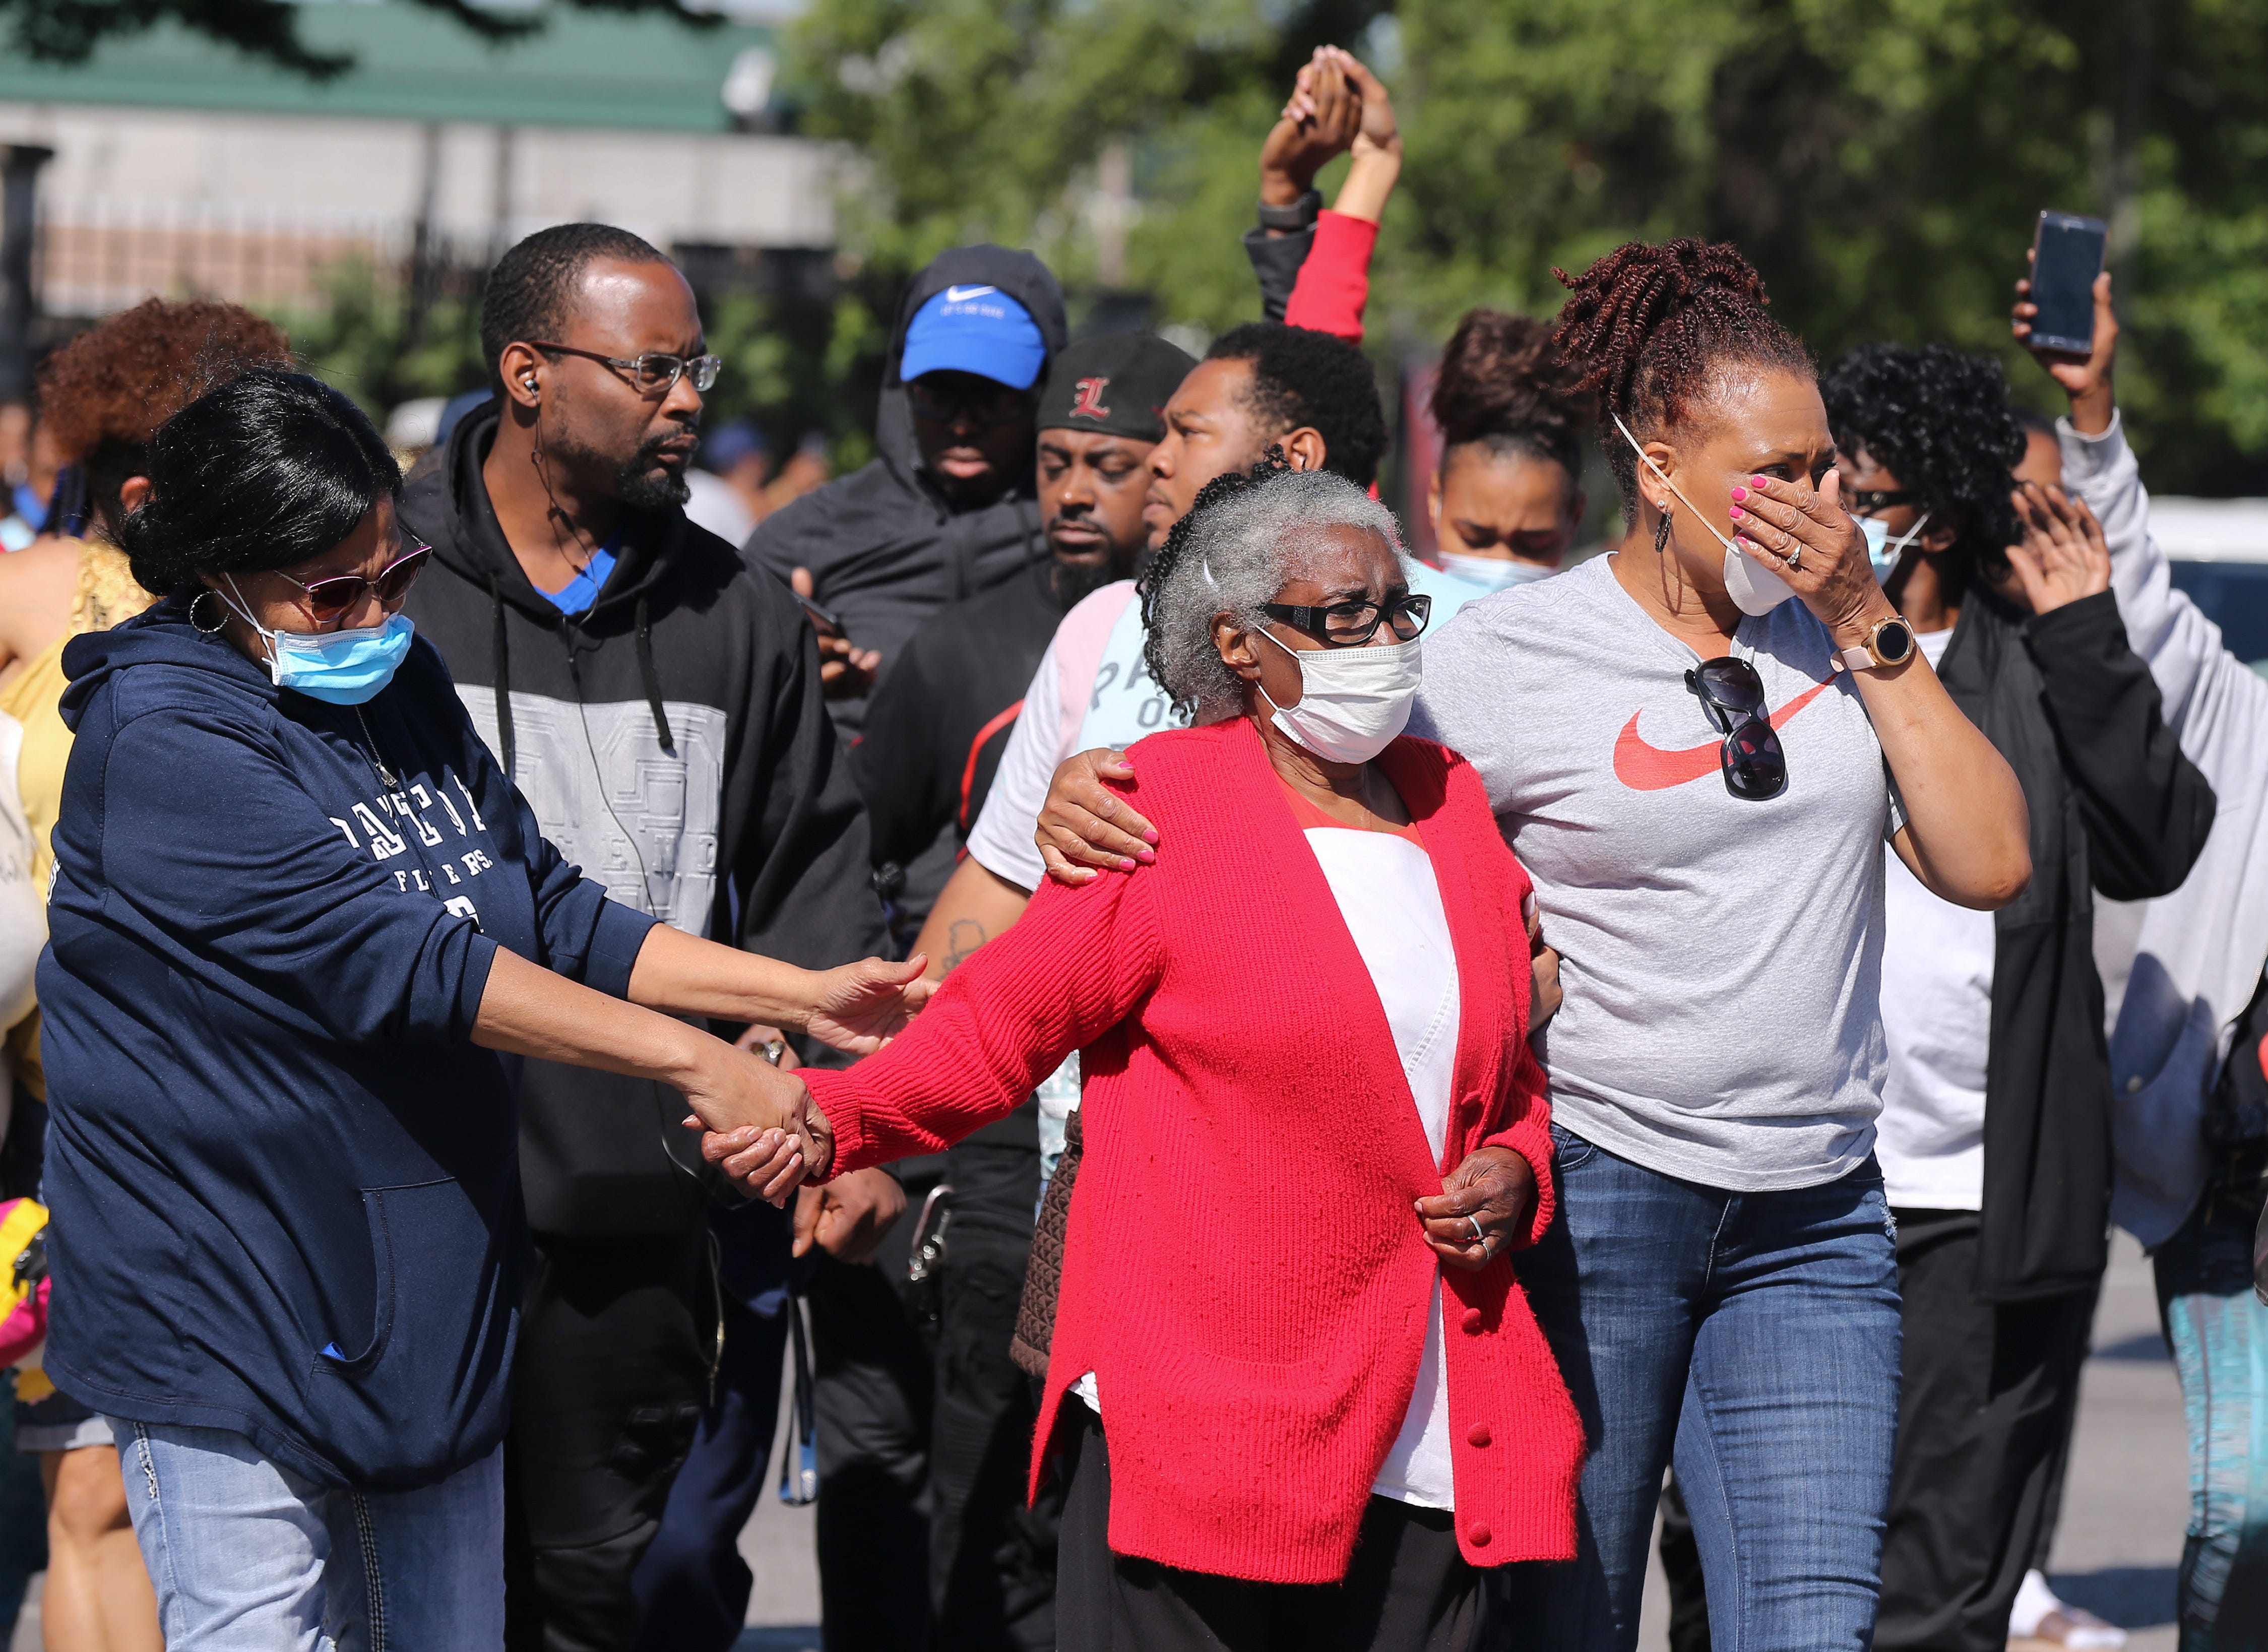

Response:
(1466, 1214), (1485, 1244)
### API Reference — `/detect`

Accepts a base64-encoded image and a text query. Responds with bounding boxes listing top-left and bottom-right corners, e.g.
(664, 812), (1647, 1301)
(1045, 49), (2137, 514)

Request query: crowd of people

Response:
(0, 38), (2260, 1652)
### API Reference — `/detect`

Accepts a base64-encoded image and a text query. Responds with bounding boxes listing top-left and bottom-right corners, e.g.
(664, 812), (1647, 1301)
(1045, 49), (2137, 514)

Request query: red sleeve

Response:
(1481, 1041), (1556, 1249)
(1283, 210), (1378, 344)
(807, 862), (1164, 1174)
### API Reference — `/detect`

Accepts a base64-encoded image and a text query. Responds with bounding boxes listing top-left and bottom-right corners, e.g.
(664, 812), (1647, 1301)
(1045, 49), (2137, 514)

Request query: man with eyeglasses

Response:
(397, 222), (891, 1652)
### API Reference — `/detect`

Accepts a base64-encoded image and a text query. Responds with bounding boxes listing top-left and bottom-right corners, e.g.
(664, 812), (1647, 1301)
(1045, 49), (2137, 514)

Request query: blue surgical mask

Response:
(220, 578), (416, 706)
(1860, 512), (1932, 582)
(1439, 550), (1556, 591)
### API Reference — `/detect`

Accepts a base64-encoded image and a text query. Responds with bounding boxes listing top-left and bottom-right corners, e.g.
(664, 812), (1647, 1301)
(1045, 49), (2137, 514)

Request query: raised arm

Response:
(2003, 482), (2217, 900)
(1281, 48), (1400, 344)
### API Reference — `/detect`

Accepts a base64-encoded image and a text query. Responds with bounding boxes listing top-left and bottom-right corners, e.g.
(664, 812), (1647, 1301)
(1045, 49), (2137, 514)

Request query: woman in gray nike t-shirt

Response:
(1032, 239), (2031, 1652)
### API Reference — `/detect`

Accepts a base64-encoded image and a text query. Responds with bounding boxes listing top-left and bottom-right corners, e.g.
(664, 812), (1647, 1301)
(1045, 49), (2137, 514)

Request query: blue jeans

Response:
(110, 1419), (503, 1651)
(2156, 1177), (2268, 1650)
(1503, 1126), (1902, 1652)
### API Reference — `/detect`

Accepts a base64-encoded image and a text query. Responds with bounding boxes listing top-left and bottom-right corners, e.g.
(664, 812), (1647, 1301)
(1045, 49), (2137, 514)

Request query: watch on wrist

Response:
(1255, 188), (1322, 233)
(1832, 614), (1917, 674)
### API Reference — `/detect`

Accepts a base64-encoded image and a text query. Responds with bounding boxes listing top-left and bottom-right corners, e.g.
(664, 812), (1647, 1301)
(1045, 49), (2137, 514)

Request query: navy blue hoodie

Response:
(36, 595), (658, 1488)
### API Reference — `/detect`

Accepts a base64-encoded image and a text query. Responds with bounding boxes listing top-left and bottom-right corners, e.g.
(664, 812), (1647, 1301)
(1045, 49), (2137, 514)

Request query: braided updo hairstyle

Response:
(1429, 308), (1591, 486)
(1551, 239), (1811, 516)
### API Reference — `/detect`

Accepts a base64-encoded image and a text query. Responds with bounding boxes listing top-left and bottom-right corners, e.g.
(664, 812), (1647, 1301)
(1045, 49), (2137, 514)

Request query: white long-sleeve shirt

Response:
(2066, 411), (2268, 1245)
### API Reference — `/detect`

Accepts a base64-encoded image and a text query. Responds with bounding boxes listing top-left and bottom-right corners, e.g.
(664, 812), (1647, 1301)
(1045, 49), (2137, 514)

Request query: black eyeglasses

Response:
(279, 543), (433, 630)
(530, 342), (721, 396)
(905, 380), (1035, 428)
(1846, 487), (1920, 515)
(1262, 592), (1432, 647)
(1685, 657), (1788, 801)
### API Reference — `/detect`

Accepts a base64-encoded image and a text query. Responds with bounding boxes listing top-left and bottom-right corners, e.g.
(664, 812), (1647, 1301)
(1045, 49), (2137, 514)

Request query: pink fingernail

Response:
(1143, 829), (1160, 844)
(1728, 505), (1745, 520)
(1730, 486), (1748, 502)
(1751, 476), (1768, 486)
(1136, 849), (1156, 864)
(1118, 858), (1137, 871)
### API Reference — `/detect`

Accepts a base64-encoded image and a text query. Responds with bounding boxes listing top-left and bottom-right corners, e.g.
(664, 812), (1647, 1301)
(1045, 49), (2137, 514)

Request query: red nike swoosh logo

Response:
(1612, 680), (1832, 792)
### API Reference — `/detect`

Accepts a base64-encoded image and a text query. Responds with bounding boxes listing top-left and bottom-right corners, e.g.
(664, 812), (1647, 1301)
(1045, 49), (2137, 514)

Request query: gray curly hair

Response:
(1140, 466), (1408, 723)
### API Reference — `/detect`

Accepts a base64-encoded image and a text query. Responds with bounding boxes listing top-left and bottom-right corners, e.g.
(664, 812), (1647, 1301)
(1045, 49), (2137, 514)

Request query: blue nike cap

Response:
(899, 284), (1047, 391)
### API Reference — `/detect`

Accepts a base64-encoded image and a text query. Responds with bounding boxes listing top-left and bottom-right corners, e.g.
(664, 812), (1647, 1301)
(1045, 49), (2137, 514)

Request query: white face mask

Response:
(1439, 550), (1555, 591)
(1610, 412), (1795, 617)
(1254, 628), (1421, 766)
(1860, 512), (1931, 583)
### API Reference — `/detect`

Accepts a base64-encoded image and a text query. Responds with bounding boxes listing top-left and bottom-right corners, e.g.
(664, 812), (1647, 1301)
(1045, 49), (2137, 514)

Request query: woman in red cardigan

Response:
(709, 462), (1582, 1651)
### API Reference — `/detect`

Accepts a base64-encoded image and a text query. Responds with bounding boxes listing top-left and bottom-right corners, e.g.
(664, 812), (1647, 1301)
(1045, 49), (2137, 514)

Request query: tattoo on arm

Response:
(943, 919), (988, 974)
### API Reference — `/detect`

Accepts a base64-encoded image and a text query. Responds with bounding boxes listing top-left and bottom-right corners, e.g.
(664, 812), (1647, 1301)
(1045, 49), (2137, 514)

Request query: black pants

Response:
(632, 1198), (796, 1652)
(1874, 1208), (2097, 1652)
(931, 1223), (1065, 1651)
(811, 1232), (938, 1651)
(1056, 1400), (1481, 1652)
(505, 1227), (713, 1652)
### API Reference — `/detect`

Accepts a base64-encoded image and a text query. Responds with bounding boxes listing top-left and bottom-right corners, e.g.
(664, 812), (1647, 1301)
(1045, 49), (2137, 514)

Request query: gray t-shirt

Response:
(1409, 554), (1897, 1191)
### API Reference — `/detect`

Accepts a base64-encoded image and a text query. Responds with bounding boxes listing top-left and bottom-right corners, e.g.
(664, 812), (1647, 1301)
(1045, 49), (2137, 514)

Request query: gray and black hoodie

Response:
(401, 406), (887, 1236)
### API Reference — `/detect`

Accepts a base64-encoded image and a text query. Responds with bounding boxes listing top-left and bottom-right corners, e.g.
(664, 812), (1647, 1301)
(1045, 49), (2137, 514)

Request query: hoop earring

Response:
(1653, 503), (1674, 556)
(189, 589), (229, 635)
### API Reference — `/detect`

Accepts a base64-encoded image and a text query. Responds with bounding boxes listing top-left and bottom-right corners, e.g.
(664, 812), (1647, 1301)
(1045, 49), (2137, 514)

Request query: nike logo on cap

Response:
(1612, 681), (1830, 792)
(944, 285), (998, 302)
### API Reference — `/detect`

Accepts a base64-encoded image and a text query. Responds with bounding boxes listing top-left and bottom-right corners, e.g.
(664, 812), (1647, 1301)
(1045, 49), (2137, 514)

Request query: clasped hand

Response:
(1419, 1147), (1538, 1270)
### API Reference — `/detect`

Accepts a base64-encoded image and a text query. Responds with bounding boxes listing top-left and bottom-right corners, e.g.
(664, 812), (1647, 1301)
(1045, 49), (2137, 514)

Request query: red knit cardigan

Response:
(806, 718), (1584, 1583)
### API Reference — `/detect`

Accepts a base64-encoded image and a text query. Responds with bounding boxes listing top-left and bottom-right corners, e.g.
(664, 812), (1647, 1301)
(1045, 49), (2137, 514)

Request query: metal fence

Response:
(35, 198), (412, 317)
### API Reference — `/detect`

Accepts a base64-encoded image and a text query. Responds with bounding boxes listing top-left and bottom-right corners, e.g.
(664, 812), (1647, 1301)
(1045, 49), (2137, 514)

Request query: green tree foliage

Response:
(790, 0), (2268, 493)
(7, 0), (720, 78)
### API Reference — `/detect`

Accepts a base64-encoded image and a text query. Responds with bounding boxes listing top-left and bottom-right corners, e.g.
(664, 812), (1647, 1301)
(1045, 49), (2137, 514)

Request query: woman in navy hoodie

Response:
(33, 370), (915, 1649)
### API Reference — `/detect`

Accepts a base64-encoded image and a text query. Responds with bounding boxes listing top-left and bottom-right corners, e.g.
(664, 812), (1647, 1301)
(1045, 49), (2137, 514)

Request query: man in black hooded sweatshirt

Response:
(747, 243), (1067, 748)
(398, 222), (894, 1652)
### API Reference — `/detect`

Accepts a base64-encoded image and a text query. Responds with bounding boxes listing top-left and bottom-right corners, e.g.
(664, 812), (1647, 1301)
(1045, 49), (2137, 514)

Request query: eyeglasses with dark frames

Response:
(1260, 592), (1432, 648)
(1684, 656), (1788, 801)
(279, 543), (434, 630)
(529, 342), (722, 396)
(1845, 487), (1921, 516)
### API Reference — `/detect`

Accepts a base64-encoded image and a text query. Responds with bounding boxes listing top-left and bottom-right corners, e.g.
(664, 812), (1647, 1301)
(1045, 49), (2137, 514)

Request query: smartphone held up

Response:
(2027, 211), (2108, 356)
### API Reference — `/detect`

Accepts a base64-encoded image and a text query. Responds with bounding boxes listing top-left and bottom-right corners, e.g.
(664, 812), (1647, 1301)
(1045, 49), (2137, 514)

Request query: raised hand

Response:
(2012, 257), (2117, 436)
(1417, 1147), (1538, 1272)
(2001, 481), (2111, 615)
(1035, 748), (1158, 885)
(801, 957), (933, 1054)
(1258, 47), (1361, 214)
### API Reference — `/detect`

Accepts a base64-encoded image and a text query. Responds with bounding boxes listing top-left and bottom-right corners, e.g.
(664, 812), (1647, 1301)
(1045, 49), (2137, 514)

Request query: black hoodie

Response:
(400, 408), (888, 1236)
(746, 245), (1068, 741)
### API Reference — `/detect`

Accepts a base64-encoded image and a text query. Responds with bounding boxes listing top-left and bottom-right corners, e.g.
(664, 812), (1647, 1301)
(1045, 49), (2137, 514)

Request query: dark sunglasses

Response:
(1262, 592), (1432, 648)
(905, 381), (1035, 428)
(530, 342), (722, 396)
(1684, 657), (1788, 801)
(1846, 487), (1921, 515)
(280, 544), (433, 629)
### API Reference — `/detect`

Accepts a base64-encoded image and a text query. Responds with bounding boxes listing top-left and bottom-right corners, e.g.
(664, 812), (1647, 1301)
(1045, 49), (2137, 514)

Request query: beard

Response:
(618, 435), (692, 512)
(1049, 553), (1122, 609)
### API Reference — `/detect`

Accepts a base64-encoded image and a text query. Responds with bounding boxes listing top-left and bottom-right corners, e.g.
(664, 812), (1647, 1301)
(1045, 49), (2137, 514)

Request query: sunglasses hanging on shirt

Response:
(1685, 657), (1789, 802)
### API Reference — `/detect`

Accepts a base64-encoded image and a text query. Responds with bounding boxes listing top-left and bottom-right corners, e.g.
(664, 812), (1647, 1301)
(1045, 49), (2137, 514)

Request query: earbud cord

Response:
(527, 389), (596, 580)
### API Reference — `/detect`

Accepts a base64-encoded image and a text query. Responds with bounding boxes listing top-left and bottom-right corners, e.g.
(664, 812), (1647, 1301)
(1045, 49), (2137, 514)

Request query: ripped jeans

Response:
(2157, 1171), (2268, 1651)
(110, 1419), (503, 1651)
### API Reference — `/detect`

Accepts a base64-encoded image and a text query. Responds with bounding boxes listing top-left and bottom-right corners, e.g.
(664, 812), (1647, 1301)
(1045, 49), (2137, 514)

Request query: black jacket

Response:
(850, 563), (1069, 924)
(400, 408), (888, 1236)
(746, 245), (1067, 742)
(1937, 589), (2216, 1299)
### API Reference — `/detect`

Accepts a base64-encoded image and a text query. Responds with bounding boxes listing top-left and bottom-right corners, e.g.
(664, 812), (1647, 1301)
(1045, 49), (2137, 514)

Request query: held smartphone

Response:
(2029, 211), (2109, 355)
(797, 593), (848, 637)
